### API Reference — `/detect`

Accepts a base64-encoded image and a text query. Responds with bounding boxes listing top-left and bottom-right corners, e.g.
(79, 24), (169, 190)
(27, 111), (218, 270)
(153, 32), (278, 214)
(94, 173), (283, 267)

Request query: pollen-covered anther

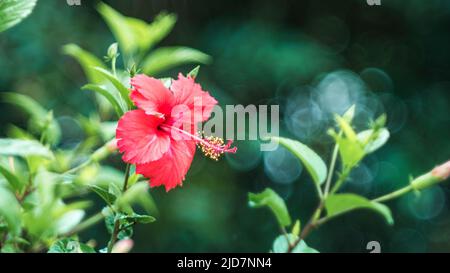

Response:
(197, 133), (237, 161)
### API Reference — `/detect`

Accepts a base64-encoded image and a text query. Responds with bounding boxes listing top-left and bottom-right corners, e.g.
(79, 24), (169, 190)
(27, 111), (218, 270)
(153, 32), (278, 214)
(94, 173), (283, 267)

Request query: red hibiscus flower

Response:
(116, 73), (236, 191)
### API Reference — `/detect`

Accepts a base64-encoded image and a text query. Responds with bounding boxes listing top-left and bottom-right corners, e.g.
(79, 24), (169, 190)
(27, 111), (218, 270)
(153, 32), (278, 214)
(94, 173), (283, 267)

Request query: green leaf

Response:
(119, 213), (156, 224)
(79, 243), (96, 253)
(97, 2), (137, 56)
(0, 138), (53, 159)
(54, 210), (85, 235)
(102, 207), (115, 234)
(89, 185), (116, 205)
(2, 92), (46, 118)
(0, 164), (23, 191)
(126, 173), (140, 189)
(291, 220), (301, 237)
(335, 115), (357, 142)
(373, 114), (387, 129)
(62, 44), (107, 84)
(48, 238), (95, 253)
(62, 44), (114, 115)
(330, 116), (365, 168)
(248, 188), (291, 227)
(92, 67), (133, 109)
(53, 201), (91, 218)
(97, 2), (176, 56)
(6, 124), (35, 140)
(82, 84), (125, 117)
(324, 194), (393, 225)
(129, 12), (177, 52)
(0, 243), (17, 253)
(272, 234), (319, 253)
(105, 212), (156, 242)
(103, 209), (134, 240)
(142, 47), (212, 75)
(0, 186), (21, 235)
(342, 105), (356, 123)
(11, 237), (30, 247)
(21, 171), (92, 239)
(117, 182), (157, 215)
(332, 114), (389, 168)
(357, 128), (390, 154)
(108, 182), (122, 199)
(2, 92), (61, 145)
(333, 136), (365, 169)
(0, 0), (37, 33)
(269, 136), (327, 185)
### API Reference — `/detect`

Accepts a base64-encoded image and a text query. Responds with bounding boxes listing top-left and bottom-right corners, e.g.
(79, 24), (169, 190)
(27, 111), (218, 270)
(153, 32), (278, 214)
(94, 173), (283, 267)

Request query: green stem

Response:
(286, 163), (449, 252)
(122, 164), (131, 192)
(39, 120), (50, 144)
(323, 143), (339, 197)
(315, 181), (324, 200)
(280, 226), (292, 248)
(329, 167), (351, 195)
(107, 220), (120, 253)
(288, 140), (341, 252)
(287, 201), (324, 253)
(107, 163), (131, 253)
(299, 184), (416, 237)
(39, 131), (46, 144)
(288, 173), (407, 252)
(372, 184), (413, 203)
(112, 57), (117, 77)
(62, 159), (93, 175)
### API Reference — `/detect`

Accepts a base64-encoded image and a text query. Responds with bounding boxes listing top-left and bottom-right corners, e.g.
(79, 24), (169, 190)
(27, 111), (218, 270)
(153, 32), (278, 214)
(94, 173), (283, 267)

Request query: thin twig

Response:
(324, 143), (339, 197)
(288, 202), (324, 252)
(107, 219), (121, 253)
(122, 164), (131, 192)
(107, 163), (131, 253)
(372, 185), (413, 203)
(280, 226), (293, 248)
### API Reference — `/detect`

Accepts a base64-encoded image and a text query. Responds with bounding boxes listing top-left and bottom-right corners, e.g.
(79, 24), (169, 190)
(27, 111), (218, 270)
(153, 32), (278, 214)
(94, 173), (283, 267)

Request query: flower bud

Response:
(107, 42), (119, 59)
(188, 65), (200, 79)
(411, 160), (450, 191)
(128, 63), (138, 78)
(432, 160), (450, 180)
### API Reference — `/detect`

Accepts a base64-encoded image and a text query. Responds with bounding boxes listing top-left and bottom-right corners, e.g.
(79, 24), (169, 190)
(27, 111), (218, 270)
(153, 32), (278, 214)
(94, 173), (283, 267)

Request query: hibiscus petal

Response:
(170, 73), (218, 122)
(135, 140), (196, 192)
(130, 75), (175, 117)
(116, 110), (170, 164)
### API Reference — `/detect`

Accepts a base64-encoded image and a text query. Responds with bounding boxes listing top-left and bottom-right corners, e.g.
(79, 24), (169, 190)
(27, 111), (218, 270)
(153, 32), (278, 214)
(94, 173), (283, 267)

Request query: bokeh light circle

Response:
(377, 93), (408, 134)
(313, 70), (368, 117)
(345, 163), (374, 195)
(406, 187), (446, 220)
(226, 140), (262, 172)
(263, 145), (303, 184)
(360, 67), (393, 93)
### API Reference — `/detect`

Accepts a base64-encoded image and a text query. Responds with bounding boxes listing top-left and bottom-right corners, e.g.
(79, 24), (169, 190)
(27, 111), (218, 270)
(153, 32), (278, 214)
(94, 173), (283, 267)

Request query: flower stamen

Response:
(160, 125), (237, 160)
(197, 132), (237, 161)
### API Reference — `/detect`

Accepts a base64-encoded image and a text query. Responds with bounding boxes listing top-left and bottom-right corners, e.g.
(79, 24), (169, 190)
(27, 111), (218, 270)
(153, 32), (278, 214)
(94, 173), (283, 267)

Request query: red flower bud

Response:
(432, 160), (450, 180)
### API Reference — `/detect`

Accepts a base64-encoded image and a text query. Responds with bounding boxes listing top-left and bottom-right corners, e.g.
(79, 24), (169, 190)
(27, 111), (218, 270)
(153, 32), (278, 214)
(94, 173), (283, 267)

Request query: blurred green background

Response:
(1, 0), (450, 252)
